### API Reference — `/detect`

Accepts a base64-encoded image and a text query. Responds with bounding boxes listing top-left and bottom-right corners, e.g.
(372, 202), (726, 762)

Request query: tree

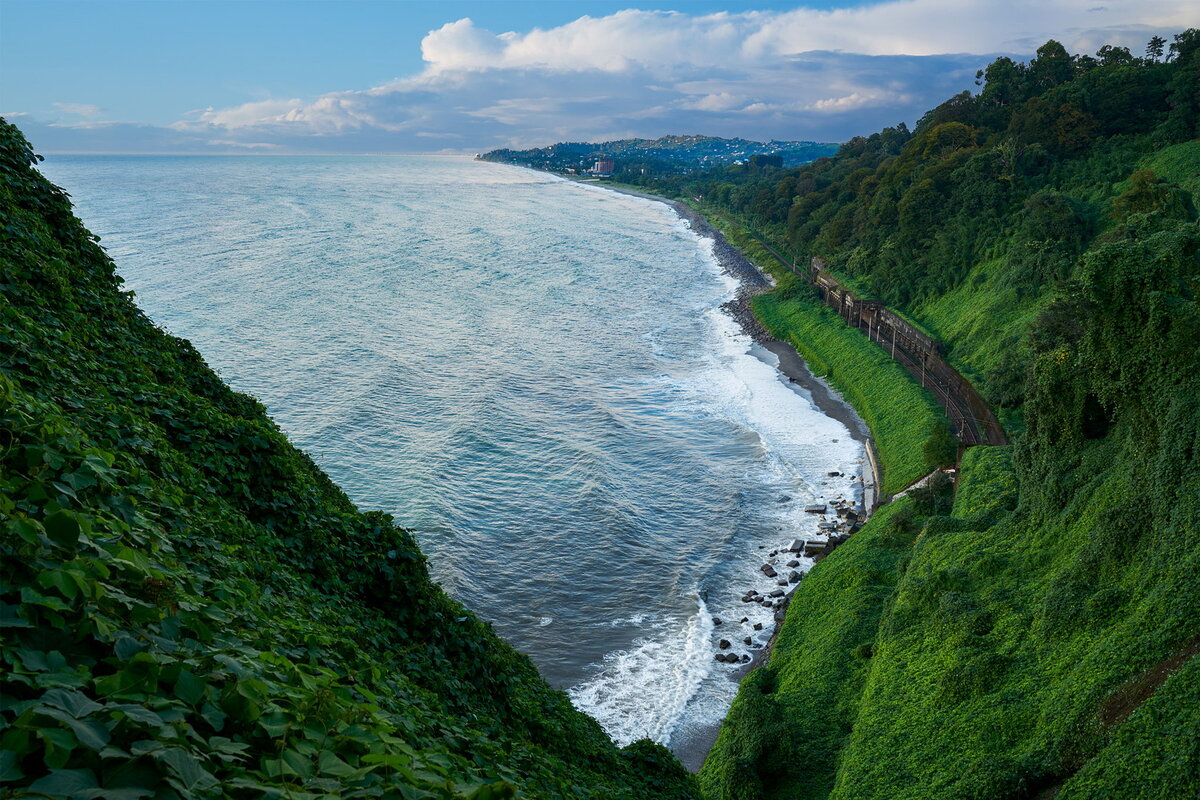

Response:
(1146, 35), (1166, 62)
(1167, 28), (1200, 61)
(1029, 40), (1073, 91)
(922, 423), (959, 469)
(1096, 44), (1135, 67)
(979, 56), (1028, 108)
(920, 122), (976, 158)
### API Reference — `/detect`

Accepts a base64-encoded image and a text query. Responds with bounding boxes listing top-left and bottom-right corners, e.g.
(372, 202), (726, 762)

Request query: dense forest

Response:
(641, 32), (1199, 428)
(0, 119), (697, 799)
(694, 32), (1200, 800)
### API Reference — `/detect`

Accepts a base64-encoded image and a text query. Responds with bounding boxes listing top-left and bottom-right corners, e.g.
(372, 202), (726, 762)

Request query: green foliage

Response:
(950, 447), (1018, 524)
(0, 118), (698, 799)
(699, 30), (1200, 800)
(699, 500), (921, 800)
(1139, 140), (1200, 197)
(920, 424), (958, 470)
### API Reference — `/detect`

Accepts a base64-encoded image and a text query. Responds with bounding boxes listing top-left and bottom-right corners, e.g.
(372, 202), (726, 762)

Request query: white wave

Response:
(568, 597), (715, 747)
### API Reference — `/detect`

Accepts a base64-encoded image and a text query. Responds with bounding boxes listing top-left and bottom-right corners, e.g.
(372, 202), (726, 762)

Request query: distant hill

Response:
(479, 135), (839, 177)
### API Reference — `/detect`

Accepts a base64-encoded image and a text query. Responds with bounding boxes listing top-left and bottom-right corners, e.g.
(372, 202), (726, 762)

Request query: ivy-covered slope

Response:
(0, 120), (697, 799)
(699, 33), (1200, 800)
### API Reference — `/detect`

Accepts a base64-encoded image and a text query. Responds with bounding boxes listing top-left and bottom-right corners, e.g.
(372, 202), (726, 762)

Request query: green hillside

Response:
(697, 31), (1200, 800)
(0, 120), (696, 799)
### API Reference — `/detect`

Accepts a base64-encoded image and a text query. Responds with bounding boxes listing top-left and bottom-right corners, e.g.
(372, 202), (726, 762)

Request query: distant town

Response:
(479, 135), (839, 181)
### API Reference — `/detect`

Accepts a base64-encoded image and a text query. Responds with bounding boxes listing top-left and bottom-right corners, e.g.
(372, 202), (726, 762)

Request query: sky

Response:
(1, 0), (1195, 153)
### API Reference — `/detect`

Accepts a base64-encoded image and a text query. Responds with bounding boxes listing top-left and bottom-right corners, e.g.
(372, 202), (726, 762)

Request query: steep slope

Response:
(699, 33), (1200, 800)
(0, 120), (696, 799)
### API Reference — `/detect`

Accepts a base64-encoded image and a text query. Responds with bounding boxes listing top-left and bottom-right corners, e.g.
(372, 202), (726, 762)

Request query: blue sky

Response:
(2, 0), (1193, 153)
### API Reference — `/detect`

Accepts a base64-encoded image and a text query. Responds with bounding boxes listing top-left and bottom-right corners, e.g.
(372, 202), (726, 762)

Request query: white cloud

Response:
(52, 102), (103, 117)
(14, 1), (1196, 153)
(417, 0), (1193, 72)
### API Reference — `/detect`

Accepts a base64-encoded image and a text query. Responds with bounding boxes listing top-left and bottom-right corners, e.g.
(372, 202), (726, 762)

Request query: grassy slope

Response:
(1140, 140), (1200, 195)
(912, 140), (1200, 432)
(700, 151), (1200, 797)
(0, 120), (697, 799)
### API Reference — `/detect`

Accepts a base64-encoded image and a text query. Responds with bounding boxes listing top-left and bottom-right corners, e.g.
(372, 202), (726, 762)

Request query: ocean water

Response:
(38, 155), (864, 757)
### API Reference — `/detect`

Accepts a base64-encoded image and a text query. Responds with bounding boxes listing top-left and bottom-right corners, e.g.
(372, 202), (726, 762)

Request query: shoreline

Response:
(578, 177), (880, 504)
(571, 175), (882, 772)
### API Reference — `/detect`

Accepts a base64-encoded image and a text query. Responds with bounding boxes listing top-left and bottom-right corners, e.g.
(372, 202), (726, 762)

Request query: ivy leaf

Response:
(110, 703), (168, 732)
(466, 781), (518, 800)
(157, 748), (218, 792)
(95, 790), (155, 800)
(41, 688), (103, 718)
(28, 768), (100, 798)
(129, 740), (164, 757)
(317, 749), (357, 777)
(257, 710), (289, 738)
(114, 634), (145, 660)
(173, 670), (205, 705)
(0, 602), (33, 629)
(199, 702), (227, 732)
(38, 727), (78, 770)
(0, 749), (24, 782)
(7, 517), (42, 545)
(19, 586), (71, 612)
(43, 510), (81, 548)
(40, 707), (112, 751)
(282, 747), (314, 779)
(37, 569), (81, 601)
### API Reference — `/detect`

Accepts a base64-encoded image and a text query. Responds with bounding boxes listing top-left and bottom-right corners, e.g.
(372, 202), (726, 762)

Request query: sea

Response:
(38, 154), (864, 762)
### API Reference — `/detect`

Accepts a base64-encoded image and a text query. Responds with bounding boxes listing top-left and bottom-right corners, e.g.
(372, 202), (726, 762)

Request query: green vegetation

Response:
(701, 31), (1200, 800)
(0, 119), (697, 799)
(698, 498), (922, 800)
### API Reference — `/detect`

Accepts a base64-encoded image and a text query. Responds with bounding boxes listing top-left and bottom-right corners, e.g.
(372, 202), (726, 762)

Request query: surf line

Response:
(560, 176), (882, 768)
(567, 177), (881, 509)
